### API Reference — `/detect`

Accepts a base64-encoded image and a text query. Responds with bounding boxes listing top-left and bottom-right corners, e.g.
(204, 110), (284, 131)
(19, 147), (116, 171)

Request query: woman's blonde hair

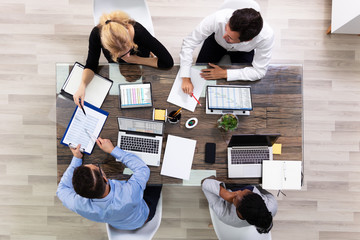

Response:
(98, 11), (138, 62)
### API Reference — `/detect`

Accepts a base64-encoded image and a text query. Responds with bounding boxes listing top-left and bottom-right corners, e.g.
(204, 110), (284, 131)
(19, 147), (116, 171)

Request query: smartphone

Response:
(205, 143), (216, 163)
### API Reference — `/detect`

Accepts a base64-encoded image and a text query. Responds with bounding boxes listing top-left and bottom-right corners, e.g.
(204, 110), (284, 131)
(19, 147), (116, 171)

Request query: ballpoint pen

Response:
(85, 129), (97, 143)
(191, 93), (202, 106)
(79, 99), (86, 116)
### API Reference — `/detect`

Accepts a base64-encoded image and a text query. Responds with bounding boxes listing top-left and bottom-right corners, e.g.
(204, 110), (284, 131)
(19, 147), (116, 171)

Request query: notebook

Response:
(206, 85), (252, 115)
(119, 82), (152, 108)
(61, 62), (113, 108)
(61, 102), (109, 155)
(262, 161), (302, 190)
(227, 134), (280, 178)
(117, 117), (164, 166)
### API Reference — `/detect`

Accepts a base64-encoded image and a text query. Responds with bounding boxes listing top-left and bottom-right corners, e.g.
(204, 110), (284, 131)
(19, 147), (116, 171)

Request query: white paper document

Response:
(61, 104), (108, 154)
(167, 68), (206, 112)
(161, 135), (197, 180)
(262, 161), (302, 190)
(62, 63), (113, 108)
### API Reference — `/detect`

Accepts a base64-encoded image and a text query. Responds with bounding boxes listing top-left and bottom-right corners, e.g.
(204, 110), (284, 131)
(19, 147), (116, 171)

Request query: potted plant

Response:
(217, 114), (238, 132)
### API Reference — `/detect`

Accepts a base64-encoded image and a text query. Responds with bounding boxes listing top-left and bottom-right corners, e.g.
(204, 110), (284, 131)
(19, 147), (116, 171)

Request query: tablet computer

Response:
(119, 82), (153, 109)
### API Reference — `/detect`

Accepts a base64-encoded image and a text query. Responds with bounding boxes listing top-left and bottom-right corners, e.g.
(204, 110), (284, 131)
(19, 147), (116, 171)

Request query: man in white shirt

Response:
(180, 8), (274, 94)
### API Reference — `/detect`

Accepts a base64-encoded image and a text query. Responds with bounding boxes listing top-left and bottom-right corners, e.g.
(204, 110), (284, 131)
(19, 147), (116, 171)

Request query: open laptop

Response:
(227, 134), (280, 178)
(206, 85), (252, 115)
(117, 117), (164, 166)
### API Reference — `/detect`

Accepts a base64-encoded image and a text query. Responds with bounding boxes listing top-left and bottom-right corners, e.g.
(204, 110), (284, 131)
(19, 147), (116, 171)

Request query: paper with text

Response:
(62, 104), (108, 154)
(167, 68), (206, 112)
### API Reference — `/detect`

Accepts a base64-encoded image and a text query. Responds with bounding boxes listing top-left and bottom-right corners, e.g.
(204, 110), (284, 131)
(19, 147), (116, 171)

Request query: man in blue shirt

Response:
(57, 137), (161, 230)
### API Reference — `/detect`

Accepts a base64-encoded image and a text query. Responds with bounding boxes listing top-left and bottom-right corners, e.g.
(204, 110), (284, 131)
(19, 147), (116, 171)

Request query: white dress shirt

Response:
(179, 9), (274, 81)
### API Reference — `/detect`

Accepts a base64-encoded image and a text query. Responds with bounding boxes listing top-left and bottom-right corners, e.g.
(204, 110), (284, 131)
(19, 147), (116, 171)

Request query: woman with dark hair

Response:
(202, 178), (277, 234)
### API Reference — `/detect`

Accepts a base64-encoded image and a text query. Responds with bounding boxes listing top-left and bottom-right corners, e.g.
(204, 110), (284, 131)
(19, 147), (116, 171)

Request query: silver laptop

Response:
(117, 117), (164, 166)
(228, 134), (280, 178)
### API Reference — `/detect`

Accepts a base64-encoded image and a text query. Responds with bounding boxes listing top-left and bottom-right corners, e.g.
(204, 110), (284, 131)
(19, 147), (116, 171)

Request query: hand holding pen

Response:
(79, 99), (86, 116)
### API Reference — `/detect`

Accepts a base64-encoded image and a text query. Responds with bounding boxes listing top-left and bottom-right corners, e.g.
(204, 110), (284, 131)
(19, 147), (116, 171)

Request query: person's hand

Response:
(200, 63), (227, 80)
(220, 185), (237, 203)
(181, 77), (194, 95)
(96, 137), (115, 154)
(70, 144), (83, 159)
(73, 85), (86, 107)
(121, 54), (142, 64)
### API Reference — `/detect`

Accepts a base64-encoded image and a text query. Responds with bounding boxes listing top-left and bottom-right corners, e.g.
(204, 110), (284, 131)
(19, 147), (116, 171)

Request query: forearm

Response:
(219, 186), (235, 203)
(111, 147), (150, 184)
(57, 157), (82, 199)
(80, 68), (95, 87)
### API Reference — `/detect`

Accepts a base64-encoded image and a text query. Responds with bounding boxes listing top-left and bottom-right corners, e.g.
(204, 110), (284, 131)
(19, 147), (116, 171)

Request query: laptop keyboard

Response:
(231, 149), (270, 164)
(120, 135), (159, 154)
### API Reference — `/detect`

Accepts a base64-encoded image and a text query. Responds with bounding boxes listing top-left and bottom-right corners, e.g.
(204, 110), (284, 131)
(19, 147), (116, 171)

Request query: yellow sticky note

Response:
(273, 144), (282, 154)
(154, 109), (166, 121)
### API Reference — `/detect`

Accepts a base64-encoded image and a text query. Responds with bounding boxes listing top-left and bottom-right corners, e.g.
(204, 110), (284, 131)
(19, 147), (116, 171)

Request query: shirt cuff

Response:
(226, 69), (240, 81)
(110, 146), (123, 162)
(179, 65), (192, 78)
(72, 156), (83, 167)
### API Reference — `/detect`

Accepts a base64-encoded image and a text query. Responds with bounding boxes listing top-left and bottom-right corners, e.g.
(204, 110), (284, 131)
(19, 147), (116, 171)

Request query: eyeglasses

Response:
(118, 47), (134, 59)
(97, 163), (103, 179)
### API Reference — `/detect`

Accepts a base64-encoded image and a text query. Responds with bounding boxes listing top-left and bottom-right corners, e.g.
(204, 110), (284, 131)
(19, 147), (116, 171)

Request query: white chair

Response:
(93, 0), (155, 36)
(218, 0), (261, 65)
(106, 193), (162, 240)
(209, 206), (272, 240)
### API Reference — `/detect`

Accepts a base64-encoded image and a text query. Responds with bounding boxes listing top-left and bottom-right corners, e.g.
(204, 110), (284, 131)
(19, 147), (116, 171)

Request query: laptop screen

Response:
(118, 117), (164, 135)
(207, 85), (252, 111)
(228, 134), (280, 147)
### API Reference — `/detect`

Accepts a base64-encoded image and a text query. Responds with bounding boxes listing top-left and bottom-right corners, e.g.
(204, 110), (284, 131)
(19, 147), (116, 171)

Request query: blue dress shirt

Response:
(56, 147), (150, 230)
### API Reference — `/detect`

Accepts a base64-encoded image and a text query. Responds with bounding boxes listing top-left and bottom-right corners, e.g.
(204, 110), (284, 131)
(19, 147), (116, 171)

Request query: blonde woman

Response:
(74, 11), (174, 107)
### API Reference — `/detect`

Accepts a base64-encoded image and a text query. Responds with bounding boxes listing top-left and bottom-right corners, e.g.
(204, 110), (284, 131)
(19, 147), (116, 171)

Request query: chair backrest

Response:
(209, 206), (272, 240)
(106, 193), (162, 240)
(220, 0), (260, 11)
(93, 0), (155, 36)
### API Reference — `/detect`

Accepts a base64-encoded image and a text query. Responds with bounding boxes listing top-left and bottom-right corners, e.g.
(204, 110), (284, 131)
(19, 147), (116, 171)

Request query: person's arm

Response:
(179, 12), (219, 94)
(56, 145), (83, 210)
(122, 23), (174, 69)
(96, 138), (150, 190)
(226, 32), (275, 81)
(73, 27), (101, 107)
(202, 179), (229, 216)
(73, 69), (94, 107)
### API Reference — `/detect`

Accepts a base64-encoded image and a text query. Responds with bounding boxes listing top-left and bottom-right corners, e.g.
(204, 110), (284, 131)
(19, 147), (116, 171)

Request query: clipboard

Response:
(60, 101), (109, 155)
(60, 62), (113, 108)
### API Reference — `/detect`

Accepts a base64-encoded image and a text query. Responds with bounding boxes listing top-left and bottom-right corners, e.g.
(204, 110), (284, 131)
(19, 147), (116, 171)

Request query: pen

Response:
(191, 93), (202, 106)
(79, 99), (86, 116)
(85, 129), (98, 143)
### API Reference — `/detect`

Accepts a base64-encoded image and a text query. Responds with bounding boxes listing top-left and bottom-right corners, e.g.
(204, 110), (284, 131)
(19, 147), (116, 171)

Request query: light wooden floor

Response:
(1, 0), (360, 239)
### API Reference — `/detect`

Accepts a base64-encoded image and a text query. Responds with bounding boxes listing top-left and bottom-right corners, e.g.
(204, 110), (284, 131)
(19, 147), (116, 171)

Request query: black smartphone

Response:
(205, 143), (216, 163)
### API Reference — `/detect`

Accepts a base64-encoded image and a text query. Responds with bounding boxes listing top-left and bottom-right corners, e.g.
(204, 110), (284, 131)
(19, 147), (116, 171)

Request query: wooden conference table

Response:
(56, 64), (303, 184)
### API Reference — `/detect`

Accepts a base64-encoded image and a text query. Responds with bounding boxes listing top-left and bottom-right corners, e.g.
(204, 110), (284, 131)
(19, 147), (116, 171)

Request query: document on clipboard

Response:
(167, 68), (205, 112)
(61, 62), (113, 108)
(61, 102), (109, 155)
